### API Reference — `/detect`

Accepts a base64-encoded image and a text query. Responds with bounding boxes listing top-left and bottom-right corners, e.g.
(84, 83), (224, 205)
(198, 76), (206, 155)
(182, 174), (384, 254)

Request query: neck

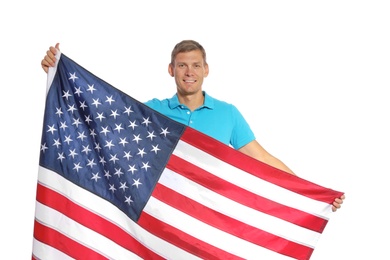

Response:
(177, 91), (204, 111)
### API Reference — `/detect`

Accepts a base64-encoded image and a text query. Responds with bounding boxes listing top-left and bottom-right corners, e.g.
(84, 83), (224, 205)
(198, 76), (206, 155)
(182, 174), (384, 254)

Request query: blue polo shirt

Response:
(145, 91), (255, 149)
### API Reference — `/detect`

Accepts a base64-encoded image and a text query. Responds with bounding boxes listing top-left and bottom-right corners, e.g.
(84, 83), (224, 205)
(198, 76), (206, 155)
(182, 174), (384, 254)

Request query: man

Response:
(41, 40), (344, 211)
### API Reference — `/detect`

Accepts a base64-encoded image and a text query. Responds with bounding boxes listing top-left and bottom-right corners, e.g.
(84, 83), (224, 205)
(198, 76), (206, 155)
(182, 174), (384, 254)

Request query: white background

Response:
(1, 1), (389, 259)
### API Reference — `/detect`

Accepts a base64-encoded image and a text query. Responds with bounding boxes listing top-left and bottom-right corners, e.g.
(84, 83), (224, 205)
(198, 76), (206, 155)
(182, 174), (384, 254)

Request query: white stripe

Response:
(144, 196), (294, 260)
(159, 168), (320, 248)
(36, 166), (201, 260)
(32, 238), (75, 260)
(173, 140), (332, 218)
(35, 202), (142, 260)
(46, 51), (60, 94)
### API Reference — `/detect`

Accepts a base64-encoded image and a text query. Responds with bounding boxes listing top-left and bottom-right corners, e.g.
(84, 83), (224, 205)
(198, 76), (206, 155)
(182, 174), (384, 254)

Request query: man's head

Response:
(168, 40), (209, 97)
(170, 40), (207, 66)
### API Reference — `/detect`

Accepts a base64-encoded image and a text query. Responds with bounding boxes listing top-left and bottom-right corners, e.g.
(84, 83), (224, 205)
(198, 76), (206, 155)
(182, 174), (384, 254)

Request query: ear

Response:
(204, 63), (209, 77)
(168, 63), (174, 77)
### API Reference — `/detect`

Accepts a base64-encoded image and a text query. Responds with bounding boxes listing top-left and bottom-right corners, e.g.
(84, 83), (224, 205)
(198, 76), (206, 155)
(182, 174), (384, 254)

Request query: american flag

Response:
(33, 53), (344, 260)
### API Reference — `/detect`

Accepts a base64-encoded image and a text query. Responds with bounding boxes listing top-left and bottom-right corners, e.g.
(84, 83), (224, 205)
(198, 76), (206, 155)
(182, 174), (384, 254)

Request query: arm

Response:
(238, 140), (295, 175)
(238, 140), (345, 211)
(41, 43), (60, 73)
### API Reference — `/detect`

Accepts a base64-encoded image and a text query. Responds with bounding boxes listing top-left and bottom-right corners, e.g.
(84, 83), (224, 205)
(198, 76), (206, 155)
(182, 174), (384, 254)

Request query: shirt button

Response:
(190, 121), (193, 124)
(187, 111), (190, 114)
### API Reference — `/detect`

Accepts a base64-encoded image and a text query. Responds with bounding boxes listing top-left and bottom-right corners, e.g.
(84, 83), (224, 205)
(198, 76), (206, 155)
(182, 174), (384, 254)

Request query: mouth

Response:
(184, 79), (196, 83)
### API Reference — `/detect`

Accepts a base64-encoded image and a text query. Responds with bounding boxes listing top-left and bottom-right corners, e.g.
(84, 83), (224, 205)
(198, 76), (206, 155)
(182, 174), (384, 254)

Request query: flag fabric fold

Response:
(32, 52), (343, 260)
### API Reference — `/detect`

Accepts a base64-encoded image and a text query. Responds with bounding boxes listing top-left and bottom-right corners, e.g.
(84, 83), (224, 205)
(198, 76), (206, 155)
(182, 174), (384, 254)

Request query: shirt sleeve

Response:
(230, 105), (256, 149)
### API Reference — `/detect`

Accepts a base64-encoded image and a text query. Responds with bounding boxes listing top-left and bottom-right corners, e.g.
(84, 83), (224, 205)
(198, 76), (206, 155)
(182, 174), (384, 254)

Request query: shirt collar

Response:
(168, 91), (214, 110)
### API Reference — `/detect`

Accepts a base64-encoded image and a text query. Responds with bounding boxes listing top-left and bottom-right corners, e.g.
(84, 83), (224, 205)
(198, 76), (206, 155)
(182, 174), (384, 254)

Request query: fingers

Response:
(331, 195), (345, 212)
(41, 43), (61, 73)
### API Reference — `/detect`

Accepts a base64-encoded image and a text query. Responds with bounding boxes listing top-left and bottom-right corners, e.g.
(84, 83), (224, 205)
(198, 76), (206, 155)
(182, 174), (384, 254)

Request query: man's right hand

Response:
(41, 43), (60, 73)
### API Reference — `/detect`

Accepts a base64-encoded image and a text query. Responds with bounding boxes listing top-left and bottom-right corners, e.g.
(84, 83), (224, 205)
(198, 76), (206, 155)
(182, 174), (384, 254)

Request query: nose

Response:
(185, 65), (194, 75)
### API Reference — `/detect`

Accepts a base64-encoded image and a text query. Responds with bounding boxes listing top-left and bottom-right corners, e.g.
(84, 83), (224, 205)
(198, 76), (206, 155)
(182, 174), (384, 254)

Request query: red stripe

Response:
(181, 127), (344, 203)
(153, 182), (313, 260)
(167, 154), (328, 233)
(35, 183), (163, 259)
(138, 209), (244, 260)
(33, 220), (106, 259)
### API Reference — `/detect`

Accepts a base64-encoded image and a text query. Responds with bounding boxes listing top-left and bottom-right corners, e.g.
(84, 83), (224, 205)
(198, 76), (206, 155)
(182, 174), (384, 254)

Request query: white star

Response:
(96, 112), (106, 122)
(86, 158), (97, 168)
(119, 137), (128, 146)
(90, 129), (97, 138)
(87, 84), (96, 93)
(142, 117), (151, 127)
(91, 172), (101, 182)
(92, 98), (101, 108)
(127, 164), (137, 174)
(99, 156), (107, 165)
(128, 120), (138, 130)
(100, 126), (110, 136)
(62, 90), (72, 100)
(132, 178), (142, 188)
(105, 95), (115, 105)
(132, 134), (142, 143)
(109, 153), (119, 164)
(123, 106), (133, 116)
(59, 121), (68, 130)
(85, 115), (92, 125)
(47, 124), (57, 134)
(160, 127), (170, 137)
(69, 149), (78, 158)
(67, 104), (77, 113)
(123, 151), (132, 160)
(55, 107), (63, 117)
(114, 123), (124, 133)
(82, 145), (91, 154)
(137, 148), (146, 158)
(141, 161), (151, 171)
(147, 131), (156, 140)
(124, 195), (133, 205)
(73, 162), (82, 172)
(110, 109), (120, 119)
(79, 101), (88, 110)
(68, 72), (78, 82)
(74, 86), (83, 97)
(119, 182), (128, 191)
(109, 184), (116, 192)
(105, 140), (115, 150)
(77, 131), (87, 141)
(94, 142), (102, 151)
(72, 118), (82, 128)
(41, 143), (48, 153)
(114, 168), (124, 177)
(53, 138), (61, 148)
(151, 144), (160, 154)
(57, 152), (65, 162)
(105, 170), (112, 179)
(64, 135), (73, 145)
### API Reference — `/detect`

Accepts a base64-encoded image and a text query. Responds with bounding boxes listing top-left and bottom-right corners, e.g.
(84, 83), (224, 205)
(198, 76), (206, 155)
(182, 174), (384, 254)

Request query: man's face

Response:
(169, 50), (209, 96)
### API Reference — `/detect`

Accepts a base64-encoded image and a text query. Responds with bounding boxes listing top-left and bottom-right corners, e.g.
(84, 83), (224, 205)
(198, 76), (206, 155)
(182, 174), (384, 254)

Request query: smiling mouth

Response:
(184, 80), (196, 83)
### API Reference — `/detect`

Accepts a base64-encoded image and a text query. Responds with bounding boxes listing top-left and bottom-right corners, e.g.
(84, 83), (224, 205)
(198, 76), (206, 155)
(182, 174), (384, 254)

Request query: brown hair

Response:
(170, 40), (207, 65)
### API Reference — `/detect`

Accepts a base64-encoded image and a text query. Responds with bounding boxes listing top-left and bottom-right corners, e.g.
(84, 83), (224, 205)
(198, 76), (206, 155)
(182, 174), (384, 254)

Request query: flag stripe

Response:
(35, 166), (204, 260)
(138, 209), (243, 260)
(152, 183), (313, 259)
(33, 220), (106, 259)
(32, 238), (75, 260)
(175, 133), (338, 220)
(35, 183), (160, 259)
(180, 127), (343, 205)
(167, 153), (328, 233)
(156, 168), (314, 259)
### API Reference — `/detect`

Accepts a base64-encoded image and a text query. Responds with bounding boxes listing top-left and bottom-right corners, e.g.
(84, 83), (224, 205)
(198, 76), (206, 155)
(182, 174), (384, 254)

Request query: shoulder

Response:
(206, 93), (241, 116)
